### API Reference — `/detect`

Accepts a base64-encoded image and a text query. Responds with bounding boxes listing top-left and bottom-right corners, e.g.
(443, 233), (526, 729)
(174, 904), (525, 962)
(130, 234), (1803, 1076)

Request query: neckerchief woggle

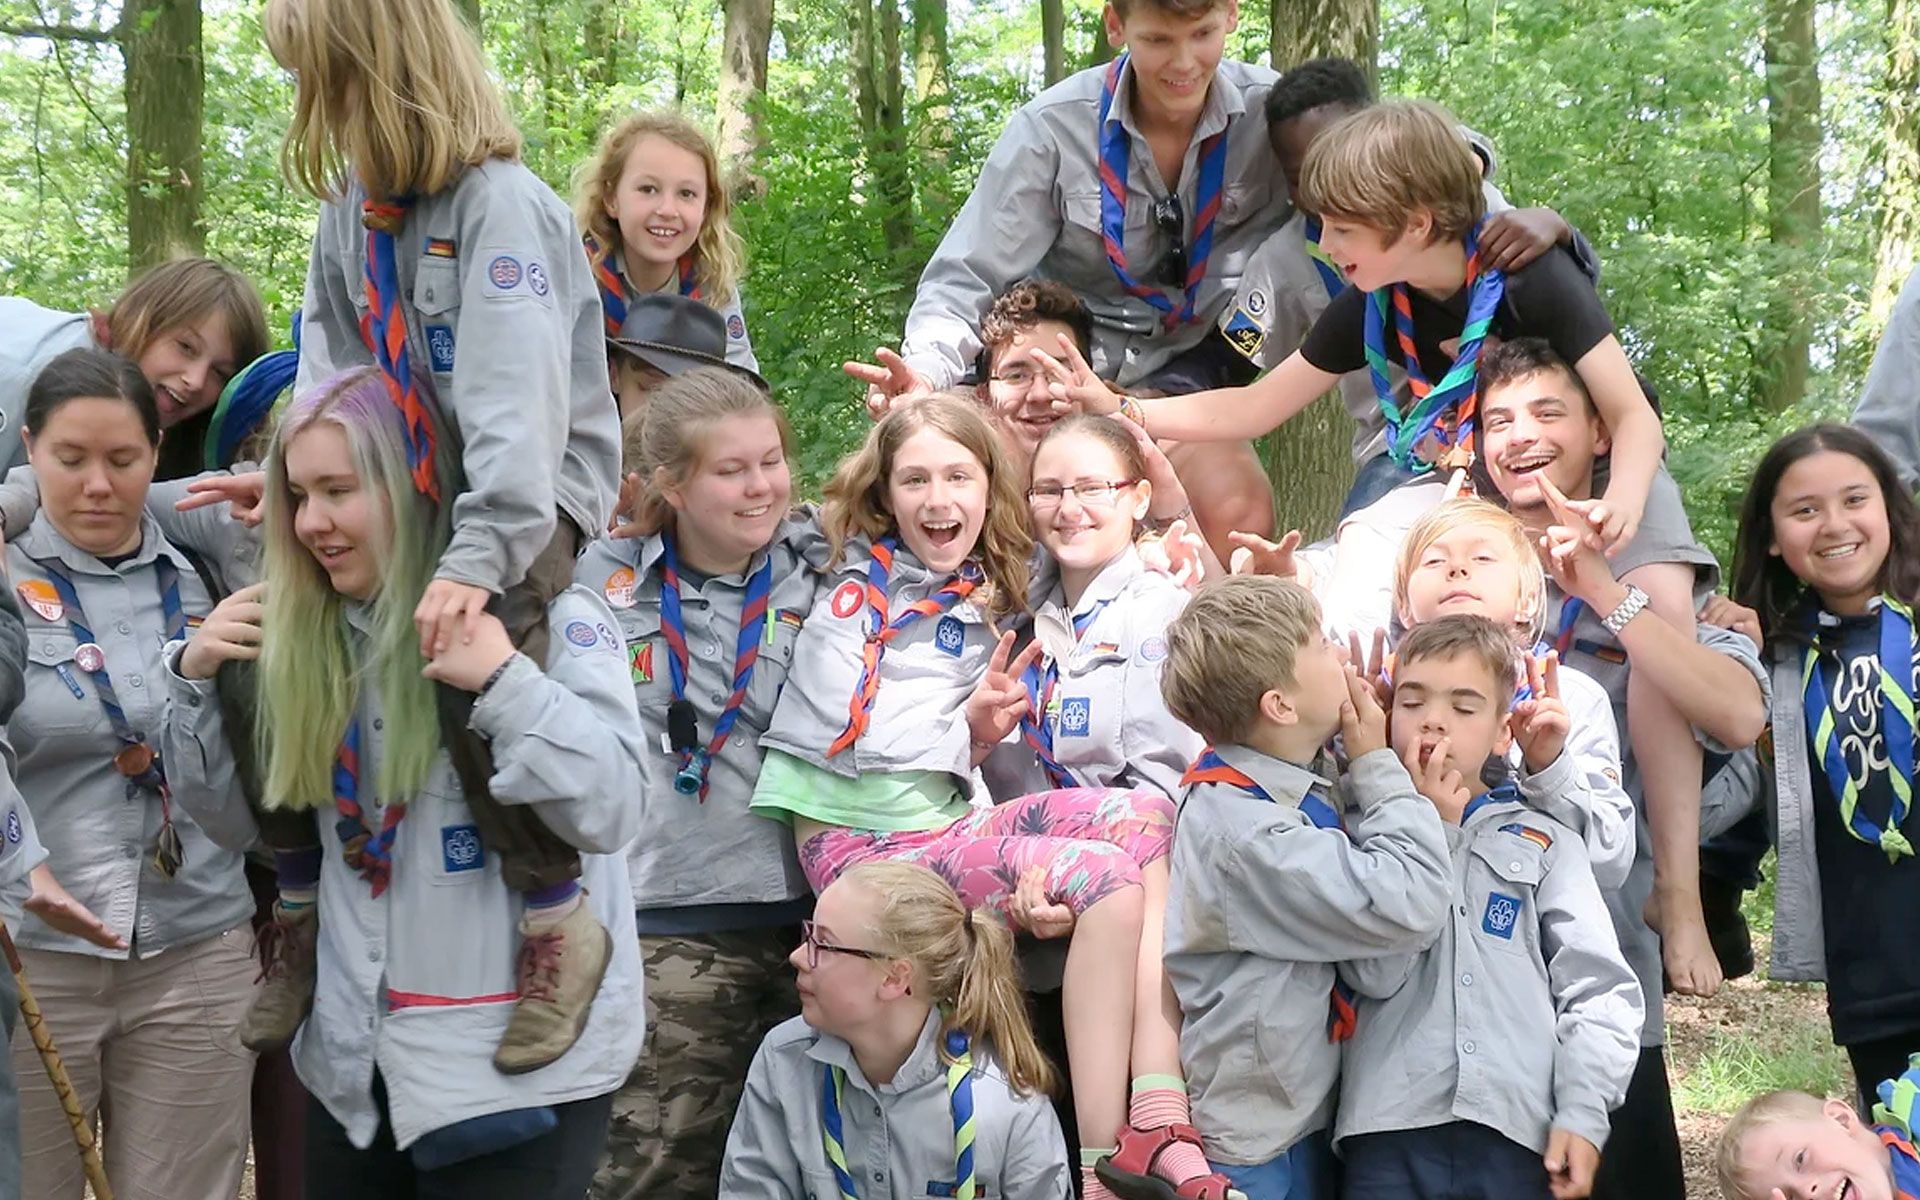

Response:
(583, 232), (701, 338)
(359, 195), (440, 501)
(1362, 217), (1507, 472)
(1096, 52), (1229, 330)
(826, 539), (981, 758)
(332, 717), (404, 898)
(658, 531), (775, 798)
(35, 557), (186, 879)
(1801, 598), (1917, 862)
(1180, 747), (1356, 1040)
(1874, 1053), (1920, 1198)
(1018, 600), (1111, 789)
(822, 1027), (976, 1200)
(1301, 216), (1346, 301)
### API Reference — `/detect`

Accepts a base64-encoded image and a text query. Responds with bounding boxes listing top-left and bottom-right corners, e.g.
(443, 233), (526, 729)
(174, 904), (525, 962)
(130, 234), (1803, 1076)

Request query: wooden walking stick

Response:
(1, 924), (112, 1200)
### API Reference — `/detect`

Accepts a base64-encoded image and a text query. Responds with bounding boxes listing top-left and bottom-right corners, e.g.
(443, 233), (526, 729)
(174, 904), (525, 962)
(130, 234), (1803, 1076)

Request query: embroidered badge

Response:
(604, 566), (636, 608)
(1060, 696), (1092, 737)
(440, 824), (484, 873)
(424, 237), (457, 259)
(934, 614), (966, 656)
(1482, 892), (1521, 939)
(426, 324), (456, 373)
(526, 261), (550, 298)
(728, 314), (746, 339)
(16, 580), (60, 622)
(1602, 766), (1621, 786)
(1138, 636), (1169, 663)
(185, 614), (205, 630)
(1246, 288), (1269, 317)
(830, 581), (864, 620)
(1090, 640), (1122, 656)
(777, 609), (806, 631)
(564, 620), (599, 651)
(1221, 308), (1265, 359)
(1499, 823), (1554, 852)
(5, 811), (19, 845)
(488, 255), (524, 291)
(630, 642), (654, 684)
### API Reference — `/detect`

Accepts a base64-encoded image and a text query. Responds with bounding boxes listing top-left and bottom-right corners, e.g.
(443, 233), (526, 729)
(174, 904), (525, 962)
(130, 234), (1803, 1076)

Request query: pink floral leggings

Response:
(798, 787), (1174, 918)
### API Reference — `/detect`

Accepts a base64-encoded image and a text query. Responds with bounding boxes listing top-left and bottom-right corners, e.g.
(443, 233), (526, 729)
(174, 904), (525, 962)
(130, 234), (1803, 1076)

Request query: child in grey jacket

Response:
(1337, 616), (1643, 1200)
(1159, 575), (1454, 1199)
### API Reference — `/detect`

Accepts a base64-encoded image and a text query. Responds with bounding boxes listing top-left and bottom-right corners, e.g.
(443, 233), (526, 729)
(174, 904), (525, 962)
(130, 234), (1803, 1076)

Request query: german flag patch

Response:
(424, 237), (457, 258)
(1499, 822), (1554, 852)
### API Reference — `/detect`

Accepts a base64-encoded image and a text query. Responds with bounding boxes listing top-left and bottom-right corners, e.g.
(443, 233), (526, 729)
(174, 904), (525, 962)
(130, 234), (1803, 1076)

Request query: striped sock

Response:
(1081, 1148), (1119, 1200)
(1129, 1075), (1212, 1185)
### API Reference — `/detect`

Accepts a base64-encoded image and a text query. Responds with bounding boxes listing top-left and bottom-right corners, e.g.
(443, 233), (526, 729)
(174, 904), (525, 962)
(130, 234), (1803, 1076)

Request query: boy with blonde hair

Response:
(1160, 575), (1452, 1198)
(1716, 1056), (1920, 1200)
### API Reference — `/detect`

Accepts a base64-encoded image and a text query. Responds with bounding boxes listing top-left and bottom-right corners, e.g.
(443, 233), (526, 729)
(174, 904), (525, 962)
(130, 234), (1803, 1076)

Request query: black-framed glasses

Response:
(1152, 195), (1187, 287)
(799, 920), (889, 970)
(1027, 478), (1140, 508)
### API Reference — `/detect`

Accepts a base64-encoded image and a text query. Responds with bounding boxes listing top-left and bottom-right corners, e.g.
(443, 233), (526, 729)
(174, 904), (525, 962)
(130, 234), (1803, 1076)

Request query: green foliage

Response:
(1674, 1008), (1853, 1111)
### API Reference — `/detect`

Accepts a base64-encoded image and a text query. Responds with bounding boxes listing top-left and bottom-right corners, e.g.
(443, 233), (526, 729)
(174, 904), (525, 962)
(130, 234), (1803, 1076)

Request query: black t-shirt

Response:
(1805, 612), (1920, 1045)
(1299, 244), (1616, 381)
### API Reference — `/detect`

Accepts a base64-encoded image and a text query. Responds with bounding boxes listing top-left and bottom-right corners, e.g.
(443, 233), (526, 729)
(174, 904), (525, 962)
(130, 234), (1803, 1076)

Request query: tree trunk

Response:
(1761, 0), (1821, 410)
(1270, 0), (1377, 83)
(455, 0), (482, 31)
(1042, 0), (1066, 85)
(582, 0), (620, 94)
(717, 0), (775, 168)
(1260, 0), (1377, 538)
(850, 0), (914, 270)
(123, 0), (204, 267)
(1873, 0), (1920, 328)
(1087, 8), (1115, 67)
(911, 0), (952, 222)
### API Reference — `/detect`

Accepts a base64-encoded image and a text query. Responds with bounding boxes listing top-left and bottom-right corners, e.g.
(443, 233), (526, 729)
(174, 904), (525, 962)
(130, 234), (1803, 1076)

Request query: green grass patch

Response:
(1674, 1007), (1852, 1113)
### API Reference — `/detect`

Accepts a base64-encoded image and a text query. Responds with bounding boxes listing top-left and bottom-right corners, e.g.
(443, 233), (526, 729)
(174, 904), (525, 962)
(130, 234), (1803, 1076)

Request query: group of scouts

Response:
(0, 0), (1914, 1198)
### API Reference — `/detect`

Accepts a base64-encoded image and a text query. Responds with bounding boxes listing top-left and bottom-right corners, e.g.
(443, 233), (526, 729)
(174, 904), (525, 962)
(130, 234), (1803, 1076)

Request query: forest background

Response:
(0, 0), (1909, 549)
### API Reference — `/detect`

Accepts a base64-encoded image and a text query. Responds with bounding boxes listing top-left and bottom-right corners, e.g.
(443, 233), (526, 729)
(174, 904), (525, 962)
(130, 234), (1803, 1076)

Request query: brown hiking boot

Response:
(241, 902), (319, 1052)
(492, 903), (612, 1076)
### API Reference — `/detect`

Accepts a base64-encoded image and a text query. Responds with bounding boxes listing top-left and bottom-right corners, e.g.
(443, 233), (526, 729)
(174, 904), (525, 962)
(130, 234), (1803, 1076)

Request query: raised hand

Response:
(1346, 628), (1390, 709)
(1511, 652), (1570, 771)
(1540, 470), (1640, 557)
(176, 470), (269, 527)
(1139, 519), (1207, 591)
(608, 470), (647, 540)
(1478, 207), (1571, 275)
(1698, 594), (1763, 648)
(1339, 666), (1389, 758)
(1228, 529), (1302, 580)
(179, 582), (267, 681)
(1538, 476), (1624, 606)
(965, 631), (1045, 751)
(1405, 735), (1471, 823)
(1031, 335), (1121, 418)
(843, 348), (934, 419)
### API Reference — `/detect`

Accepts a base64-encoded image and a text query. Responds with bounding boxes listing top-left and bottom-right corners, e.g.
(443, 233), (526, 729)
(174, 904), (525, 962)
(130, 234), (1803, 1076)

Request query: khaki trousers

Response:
(13, 924), (258, 1200)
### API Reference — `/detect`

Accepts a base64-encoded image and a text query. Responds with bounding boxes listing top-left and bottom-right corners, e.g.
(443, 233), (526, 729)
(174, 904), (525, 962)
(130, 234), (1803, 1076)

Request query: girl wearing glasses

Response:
(981, 414), (1204, 804)
(752, 396), (1240, 1200)
(721, 861), (1070, 1198)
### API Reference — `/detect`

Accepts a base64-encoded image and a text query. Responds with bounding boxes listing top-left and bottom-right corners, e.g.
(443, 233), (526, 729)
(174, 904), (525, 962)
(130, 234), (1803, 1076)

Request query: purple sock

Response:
(523, 880), (580, 910)
(275, 847), (324, 891)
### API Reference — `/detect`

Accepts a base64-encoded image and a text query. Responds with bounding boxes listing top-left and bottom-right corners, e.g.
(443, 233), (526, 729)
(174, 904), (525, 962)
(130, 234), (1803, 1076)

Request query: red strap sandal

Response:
(1093, 1123), (1247, 1200)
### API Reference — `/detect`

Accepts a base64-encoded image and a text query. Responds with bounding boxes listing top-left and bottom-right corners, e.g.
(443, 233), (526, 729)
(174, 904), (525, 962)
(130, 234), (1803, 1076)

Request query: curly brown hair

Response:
(978, 281), (1093, 368)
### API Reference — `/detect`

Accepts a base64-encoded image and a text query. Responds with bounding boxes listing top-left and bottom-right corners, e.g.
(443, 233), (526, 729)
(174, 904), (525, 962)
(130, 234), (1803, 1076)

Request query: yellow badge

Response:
(16, 580), (61, 622)
(604, 566), (636, 608)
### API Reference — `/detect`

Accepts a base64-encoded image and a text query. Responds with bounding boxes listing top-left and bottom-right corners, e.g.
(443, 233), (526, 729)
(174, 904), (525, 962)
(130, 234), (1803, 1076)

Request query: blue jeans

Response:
(1340, 453), (1420, 518)
(1211, 1129), (1335, 1200)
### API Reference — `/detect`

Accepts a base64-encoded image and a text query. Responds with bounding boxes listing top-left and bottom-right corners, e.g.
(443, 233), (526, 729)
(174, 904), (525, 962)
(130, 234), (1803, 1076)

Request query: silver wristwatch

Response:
(1601, 584), (1650, 635)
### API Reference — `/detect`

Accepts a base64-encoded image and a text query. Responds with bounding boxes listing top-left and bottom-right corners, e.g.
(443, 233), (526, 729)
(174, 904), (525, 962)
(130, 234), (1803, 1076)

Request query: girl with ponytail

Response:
(720, 861), (1071, 1198)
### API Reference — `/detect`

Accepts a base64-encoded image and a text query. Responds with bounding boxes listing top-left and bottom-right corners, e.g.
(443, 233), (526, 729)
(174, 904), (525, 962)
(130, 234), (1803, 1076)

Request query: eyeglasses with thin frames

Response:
(1152, 195), (1187, 288)
(1027, 479), (1140, 509)
(799, 920), (889, 970)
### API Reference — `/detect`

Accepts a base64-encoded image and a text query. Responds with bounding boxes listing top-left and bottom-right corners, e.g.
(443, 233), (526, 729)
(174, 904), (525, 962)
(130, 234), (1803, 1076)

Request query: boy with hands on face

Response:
(1335, 615), (1643, 1200)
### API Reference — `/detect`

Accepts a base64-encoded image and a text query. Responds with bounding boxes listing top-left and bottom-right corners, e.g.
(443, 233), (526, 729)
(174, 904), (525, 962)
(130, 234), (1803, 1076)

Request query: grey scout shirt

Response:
(6, 512), (252, 957)
(1335, 792), (1643, 1156)
(720, 1011), (1072, 1200)
(297, 158), (622, 596)
(163, 586), (648, 1150)
(901, 58), (1286, 390)
(577, 511), (830, 913)
(1164, 744), (1453, 1165)
(0, 299), (90, 473)
(983, 546), (1201, 802)
(759, 536), (999, 792)
(1853, 263), (1920, 492)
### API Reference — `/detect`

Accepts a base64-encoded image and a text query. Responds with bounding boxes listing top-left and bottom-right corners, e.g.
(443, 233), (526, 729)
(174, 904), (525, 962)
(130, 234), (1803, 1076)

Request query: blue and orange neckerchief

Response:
(359, 196), (440, 500)
(827, 540), (982, 758)
(657, 531), (775, 798)
(1801, 597), (1917, 861)
(1095, 52), (1228, 330)
(583, 232), (701, 338)
(1180, 747), (1356, 1040)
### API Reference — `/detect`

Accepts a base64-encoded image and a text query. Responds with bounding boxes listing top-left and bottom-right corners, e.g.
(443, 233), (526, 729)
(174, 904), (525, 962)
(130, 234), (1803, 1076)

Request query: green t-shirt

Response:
(749, 751), (968, 833)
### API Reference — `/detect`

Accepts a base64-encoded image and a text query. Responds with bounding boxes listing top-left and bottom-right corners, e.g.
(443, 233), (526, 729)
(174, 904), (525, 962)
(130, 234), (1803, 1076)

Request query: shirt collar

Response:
(634, 530), (774, 587)
(1212, 742), (1334, 807)
(1034, 545), (1145, 622)
(19, 510), (174, 575)
(804, 1009), (946, 1096)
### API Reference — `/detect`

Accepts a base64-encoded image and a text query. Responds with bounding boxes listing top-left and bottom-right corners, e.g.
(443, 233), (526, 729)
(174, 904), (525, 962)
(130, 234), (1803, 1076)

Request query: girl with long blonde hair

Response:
(749, 395), (1220, 1200)
(164, 365), (646, 1194)
(721, 862), (1071, 1197)
(574, 110), (759, 371)
(263, 0), (624, 1072)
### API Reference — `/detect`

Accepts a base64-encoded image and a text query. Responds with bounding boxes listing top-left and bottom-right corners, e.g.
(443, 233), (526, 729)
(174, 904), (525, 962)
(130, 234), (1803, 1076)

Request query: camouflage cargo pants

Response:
(591, 927), (801, 1200)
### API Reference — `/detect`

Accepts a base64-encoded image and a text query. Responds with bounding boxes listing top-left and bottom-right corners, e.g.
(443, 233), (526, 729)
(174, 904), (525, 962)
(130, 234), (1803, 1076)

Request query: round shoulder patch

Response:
(727, 314), (746, 339)
(830, 580), (865, 620)
(488, 255), (524, 290)
(1138, 635), (1168, 663)
(1245, 288), (1268, 317)
(564, 620), (598, 648)
(527, 261), (550, 297)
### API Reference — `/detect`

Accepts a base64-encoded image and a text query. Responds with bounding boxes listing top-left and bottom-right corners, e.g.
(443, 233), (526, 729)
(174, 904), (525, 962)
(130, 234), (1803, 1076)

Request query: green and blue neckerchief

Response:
(1872, 1053), (1920, 1197)
(820, 1027), (976, 1200)
(1801, 597), (1917, 862)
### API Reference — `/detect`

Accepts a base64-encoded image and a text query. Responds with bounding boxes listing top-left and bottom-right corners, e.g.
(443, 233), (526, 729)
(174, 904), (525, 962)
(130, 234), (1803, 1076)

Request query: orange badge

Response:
(16, 580), (61, 622)
(604, 566), (636, 608)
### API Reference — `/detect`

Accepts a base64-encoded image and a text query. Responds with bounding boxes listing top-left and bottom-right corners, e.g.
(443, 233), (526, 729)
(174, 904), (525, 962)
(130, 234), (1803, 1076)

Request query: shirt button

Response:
(367, 947), (381, 963)
(1457, 904), (1468, 916)
(1463, 1041), (1476, 1055)
(1461, 972), (1473, 987)
(711, 692), (725, 705)
(373, 719), (384, 731)
(702, 643), (719, 659)
(871, 1171), (884, 1184)
(128, 675), (143, 688)
(117, 621), (132, 635)
(1509, 861), (1523, 873)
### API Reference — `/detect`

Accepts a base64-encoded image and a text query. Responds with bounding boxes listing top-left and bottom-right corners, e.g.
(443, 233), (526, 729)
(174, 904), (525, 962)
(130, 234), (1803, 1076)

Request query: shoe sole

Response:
(239, 1000), (315, 1054)
(492, 923), (614, 1076)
